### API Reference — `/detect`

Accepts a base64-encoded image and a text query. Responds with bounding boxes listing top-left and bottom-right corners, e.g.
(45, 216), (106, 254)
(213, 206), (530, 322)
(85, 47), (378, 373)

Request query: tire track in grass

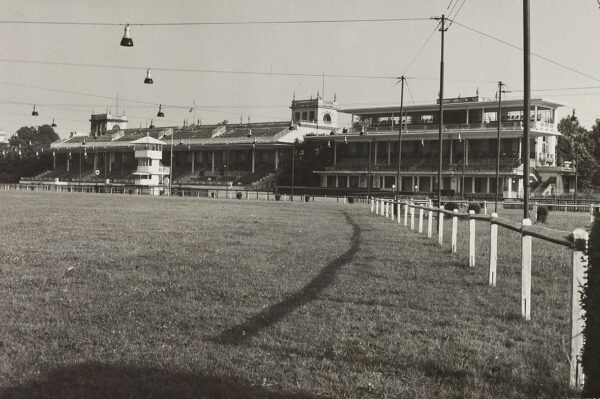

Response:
(214, 211), (360, 345)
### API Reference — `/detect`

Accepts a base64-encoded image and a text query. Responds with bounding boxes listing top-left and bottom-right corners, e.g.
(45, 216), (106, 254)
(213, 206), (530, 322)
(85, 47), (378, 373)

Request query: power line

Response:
(505, 84), (600, 92)
(0, 58), (399, 80)
(0, 17), (431, 27)
(0, 57), (501, 83)
(445, 0), (458, 14)
(447, 0), (466, 27)
(402, 22), (439, 75)
(447, 0), (460, 19)
(450, 19), (600, 84)
(0, 82), (286, 122)
(405, 79), (416, 106)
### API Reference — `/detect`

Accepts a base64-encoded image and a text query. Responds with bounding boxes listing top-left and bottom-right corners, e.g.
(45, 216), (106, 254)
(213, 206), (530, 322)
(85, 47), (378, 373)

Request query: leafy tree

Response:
(582, 216), (600, 396)
(556, 116), (598, 191)
(277, 137), (335, 187)
(0, 125), (58, 182)
(588, 119), (600, 186)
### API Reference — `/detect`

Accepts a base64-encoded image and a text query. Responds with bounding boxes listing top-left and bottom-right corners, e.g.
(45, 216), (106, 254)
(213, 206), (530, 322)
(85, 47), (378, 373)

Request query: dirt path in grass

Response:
(215, 211), (360, 345)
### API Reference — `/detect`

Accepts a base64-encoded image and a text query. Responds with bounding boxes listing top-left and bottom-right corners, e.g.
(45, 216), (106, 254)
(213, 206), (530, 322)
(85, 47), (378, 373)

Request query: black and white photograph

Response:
(1, 1), (599, 398)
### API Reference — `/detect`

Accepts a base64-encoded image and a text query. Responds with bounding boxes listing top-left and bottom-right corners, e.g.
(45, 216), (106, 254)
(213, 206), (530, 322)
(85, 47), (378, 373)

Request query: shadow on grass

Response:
(215, 211), (360, 345)
(0, 362), (325, 399)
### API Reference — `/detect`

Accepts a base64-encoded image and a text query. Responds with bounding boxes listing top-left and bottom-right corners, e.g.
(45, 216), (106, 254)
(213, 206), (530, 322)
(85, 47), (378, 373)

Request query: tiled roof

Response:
(55, 122), (292, 148)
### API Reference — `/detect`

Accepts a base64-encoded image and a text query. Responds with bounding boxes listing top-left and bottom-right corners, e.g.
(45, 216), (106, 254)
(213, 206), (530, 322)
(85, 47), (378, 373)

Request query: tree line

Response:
(0, 125), (59, 183)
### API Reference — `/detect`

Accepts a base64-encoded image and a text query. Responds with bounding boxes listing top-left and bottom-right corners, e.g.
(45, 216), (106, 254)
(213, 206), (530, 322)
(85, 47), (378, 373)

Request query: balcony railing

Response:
(358, 120), (556, 134)
(135, 165), (170, 174)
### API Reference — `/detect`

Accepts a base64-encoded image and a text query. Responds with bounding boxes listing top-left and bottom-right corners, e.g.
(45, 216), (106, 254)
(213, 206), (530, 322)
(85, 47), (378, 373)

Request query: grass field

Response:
(0, 190), (590, 398)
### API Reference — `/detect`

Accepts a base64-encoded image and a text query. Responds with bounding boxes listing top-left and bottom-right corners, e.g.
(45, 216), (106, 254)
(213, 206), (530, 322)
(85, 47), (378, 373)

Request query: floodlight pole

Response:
(396, 76), (405, 198)
(523, 0), (531, 219)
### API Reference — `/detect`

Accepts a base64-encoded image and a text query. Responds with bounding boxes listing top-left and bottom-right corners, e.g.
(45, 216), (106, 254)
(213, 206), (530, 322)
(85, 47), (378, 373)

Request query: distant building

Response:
(43, 94), (338, 190)
(306, 95), (572, 197)
(29, 92), (575, 197)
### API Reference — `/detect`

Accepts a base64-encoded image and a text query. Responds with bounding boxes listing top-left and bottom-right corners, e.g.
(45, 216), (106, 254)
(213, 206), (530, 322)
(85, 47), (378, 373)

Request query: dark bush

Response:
(444, 202), (459, 211)
(236, 191), (243, 200)
(583, 217), (600, 396)
(304, 195), (310, 202)
(274, 193), (281, 201)
(347, 196), (354, 204)
(536, 206), (548, 223)
(467, 202), (481, 214)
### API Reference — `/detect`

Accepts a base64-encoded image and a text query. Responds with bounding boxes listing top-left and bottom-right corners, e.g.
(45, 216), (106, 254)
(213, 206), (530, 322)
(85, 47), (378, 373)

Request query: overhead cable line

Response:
(0, 17), (431, 26)
(0, 57), (500, 83)
(449, 19), (600, 84)
(445, 0), (458, 14)
(404, 79), (416, 106)
(447, 0), (466, 27)
(0, 82), (285, 121)
(401, 22), (439, 75)
(0, 58), (399, 80)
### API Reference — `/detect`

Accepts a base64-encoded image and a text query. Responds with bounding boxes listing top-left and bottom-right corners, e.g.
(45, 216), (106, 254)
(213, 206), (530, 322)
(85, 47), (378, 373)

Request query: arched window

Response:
(323, 113), (332, 123)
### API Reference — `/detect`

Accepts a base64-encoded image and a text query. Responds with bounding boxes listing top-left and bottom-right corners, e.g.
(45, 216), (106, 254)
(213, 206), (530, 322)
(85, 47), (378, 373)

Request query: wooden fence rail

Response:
(371, 197), (589, 391)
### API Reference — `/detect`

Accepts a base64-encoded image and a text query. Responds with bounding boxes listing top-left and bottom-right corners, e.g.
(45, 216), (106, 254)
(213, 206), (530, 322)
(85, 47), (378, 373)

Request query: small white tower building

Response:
(130, 135), (170, 194)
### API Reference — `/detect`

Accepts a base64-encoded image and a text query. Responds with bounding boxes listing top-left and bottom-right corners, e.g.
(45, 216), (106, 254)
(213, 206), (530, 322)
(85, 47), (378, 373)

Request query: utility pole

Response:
(523, 0), (531, 219)
(169, 128), (174, 196)
(495, 81), (504, 212)
(396, 76), (405, 198)
(571, 109), (578, 199)
(291, 143), (295, 200)
(433, 14), (447, 208)
(367, 138), (372, 200)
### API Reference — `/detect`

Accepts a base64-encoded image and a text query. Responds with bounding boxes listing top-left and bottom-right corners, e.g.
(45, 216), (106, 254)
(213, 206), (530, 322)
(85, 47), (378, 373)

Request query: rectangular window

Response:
(302, 112), (307, 120)
(421, 115), (433, 124)
(484, 111), (497, 122)
(295, 112), (300, 122)
(309, 111), (315, 121)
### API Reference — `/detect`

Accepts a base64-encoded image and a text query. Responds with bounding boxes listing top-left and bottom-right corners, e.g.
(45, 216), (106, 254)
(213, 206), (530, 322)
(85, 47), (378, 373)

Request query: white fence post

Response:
(404, 203), (408, 227)
(469, 210), (476, 267)
(375, 198), (380, 215)
(569, 228), (589, 390)
(483, 200), (487, 215)
(398, 202), (402, 224)
(418, 208), (424, 234)
(427, 209), (432, 238)
(437, 207), (444, 246)
(521, 218), (532, 320)
(489, 213), (498, 286)
(371, 197), (374, 213)
(451, 209), (458, 253)
(410, 204), (415, 230)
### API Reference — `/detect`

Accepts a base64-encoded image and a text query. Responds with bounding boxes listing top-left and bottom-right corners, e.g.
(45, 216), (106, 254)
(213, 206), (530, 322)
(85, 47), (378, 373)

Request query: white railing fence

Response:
(1, 183), (368, 205)
(370, 196), (590, 391)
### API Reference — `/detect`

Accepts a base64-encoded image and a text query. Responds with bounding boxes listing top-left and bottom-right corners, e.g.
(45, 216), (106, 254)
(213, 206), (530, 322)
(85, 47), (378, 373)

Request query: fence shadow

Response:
(214, 211), (361, 345)
(0, 361), (326, 399)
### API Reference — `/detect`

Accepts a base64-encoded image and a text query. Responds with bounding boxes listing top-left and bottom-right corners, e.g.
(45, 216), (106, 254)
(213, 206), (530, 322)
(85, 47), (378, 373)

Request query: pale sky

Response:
(1, 0), (600, 138)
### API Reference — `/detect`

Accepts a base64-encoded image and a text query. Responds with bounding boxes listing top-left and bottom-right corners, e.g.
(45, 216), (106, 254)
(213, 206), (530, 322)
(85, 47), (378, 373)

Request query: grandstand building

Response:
(37, 93), (574, 197)
(45, 97), (339, 190)
(306, 95), (572, 198)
